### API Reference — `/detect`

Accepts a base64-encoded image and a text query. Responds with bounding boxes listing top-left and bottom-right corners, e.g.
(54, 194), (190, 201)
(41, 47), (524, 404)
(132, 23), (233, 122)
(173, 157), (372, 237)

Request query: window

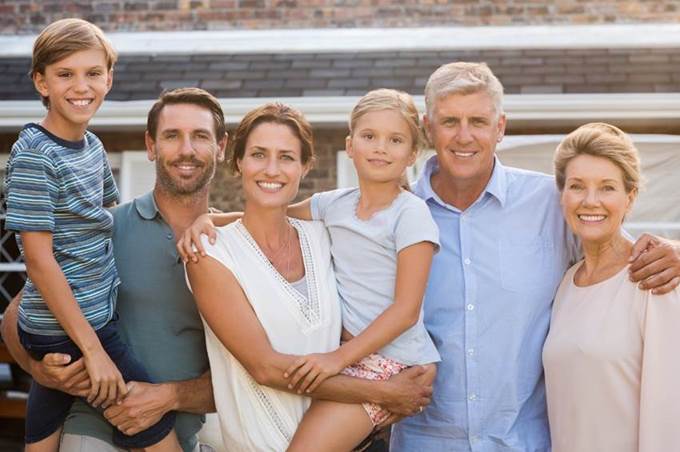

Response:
(0, 155), (26, 307)
(118, 151), (155, 203)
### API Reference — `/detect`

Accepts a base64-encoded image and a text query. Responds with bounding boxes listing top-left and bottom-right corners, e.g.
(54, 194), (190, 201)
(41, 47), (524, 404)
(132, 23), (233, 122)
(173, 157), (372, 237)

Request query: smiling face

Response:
(237, 122), (308, 209)
(425, 90), (506, 191)
(561, 154), (636, 246)
(145, 103), (226, 197)
(33, 48), (112, 141)
(346, 109), (416, 186)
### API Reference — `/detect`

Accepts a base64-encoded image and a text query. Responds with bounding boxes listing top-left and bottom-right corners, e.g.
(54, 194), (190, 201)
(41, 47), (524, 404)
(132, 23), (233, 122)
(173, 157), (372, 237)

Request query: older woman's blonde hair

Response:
(554, 122), (642, 194)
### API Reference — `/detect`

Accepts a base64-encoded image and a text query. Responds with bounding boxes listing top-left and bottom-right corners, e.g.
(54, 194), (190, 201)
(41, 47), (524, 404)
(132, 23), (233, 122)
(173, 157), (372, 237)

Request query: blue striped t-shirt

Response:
(4, 123), (120, 336)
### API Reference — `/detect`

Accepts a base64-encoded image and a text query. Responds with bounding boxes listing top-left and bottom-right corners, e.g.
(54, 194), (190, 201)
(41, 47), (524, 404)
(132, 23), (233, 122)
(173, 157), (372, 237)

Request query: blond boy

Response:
(4, 19), (180, 451)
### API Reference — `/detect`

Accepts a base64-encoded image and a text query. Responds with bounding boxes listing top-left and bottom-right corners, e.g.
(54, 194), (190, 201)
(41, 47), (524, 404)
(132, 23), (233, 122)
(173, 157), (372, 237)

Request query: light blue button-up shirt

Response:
(391, 156), (578, 452)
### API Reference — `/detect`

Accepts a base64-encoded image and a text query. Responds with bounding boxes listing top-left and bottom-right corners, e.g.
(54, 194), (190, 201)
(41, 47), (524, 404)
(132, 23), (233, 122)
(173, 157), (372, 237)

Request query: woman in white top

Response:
(185, 103), (432, 451)
(542, 122), (680, 452)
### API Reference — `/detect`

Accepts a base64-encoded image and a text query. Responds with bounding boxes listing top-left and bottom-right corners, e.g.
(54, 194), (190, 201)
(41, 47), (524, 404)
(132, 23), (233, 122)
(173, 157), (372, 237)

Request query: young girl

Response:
(179, 89), (440, 450)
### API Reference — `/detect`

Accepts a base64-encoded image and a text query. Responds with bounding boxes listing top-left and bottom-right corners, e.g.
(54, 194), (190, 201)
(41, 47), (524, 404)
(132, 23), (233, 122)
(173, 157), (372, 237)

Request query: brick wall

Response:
(2, 1), (679, 34)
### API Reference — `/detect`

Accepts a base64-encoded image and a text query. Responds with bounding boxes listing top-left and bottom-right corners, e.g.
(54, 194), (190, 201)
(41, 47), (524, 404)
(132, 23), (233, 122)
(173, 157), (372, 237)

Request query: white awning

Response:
(2, 93), (680, 131)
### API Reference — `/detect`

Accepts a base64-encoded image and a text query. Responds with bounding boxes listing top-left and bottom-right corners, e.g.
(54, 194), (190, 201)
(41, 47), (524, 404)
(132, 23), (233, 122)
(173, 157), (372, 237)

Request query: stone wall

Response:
(2, 1), (680, 34)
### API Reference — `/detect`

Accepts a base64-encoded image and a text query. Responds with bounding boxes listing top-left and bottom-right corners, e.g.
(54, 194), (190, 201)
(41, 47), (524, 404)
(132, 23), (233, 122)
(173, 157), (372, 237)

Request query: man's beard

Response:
(155, 153), (215, 197)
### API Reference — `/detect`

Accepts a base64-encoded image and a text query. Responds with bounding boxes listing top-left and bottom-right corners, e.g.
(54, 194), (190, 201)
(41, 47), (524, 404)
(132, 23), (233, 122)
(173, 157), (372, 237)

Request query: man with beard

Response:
(1, 87), (227, 451)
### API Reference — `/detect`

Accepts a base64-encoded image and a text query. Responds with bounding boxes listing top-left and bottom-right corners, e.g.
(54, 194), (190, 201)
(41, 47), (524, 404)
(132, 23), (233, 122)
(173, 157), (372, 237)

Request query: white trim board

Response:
(1, 93), (680, 131)
(3, 24), (680, 57)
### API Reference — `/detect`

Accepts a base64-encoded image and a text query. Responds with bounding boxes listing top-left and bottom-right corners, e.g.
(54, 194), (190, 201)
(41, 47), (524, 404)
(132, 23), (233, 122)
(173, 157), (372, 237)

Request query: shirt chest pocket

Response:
(499, 235), (556, 292)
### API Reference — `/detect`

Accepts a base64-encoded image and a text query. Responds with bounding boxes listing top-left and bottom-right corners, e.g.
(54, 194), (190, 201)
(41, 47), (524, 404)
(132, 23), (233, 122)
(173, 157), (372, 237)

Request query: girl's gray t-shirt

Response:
(311, 187), (441, 365)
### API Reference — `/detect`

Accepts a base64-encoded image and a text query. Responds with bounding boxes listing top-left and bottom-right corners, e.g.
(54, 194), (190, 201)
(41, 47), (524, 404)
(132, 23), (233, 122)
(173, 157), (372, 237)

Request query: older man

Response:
(390, 62), (680, 451)
(2, 87), (227, 451)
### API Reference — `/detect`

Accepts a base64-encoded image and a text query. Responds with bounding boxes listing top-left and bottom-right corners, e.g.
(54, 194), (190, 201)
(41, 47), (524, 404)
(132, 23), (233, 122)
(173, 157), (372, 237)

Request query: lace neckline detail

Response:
(235, 218), (321, 329)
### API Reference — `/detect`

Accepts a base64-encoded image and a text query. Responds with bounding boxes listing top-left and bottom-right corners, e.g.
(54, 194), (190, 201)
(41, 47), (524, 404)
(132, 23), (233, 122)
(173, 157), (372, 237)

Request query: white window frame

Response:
(117, 151), (155, 203)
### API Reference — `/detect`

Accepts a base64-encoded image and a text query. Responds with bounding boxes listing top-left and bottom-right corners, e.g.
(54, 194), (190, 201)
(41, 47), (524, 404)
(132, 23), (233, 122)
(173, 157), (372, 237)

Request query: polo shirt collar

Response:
(134, 191), (160, 220)
(414, 154), (508, 208)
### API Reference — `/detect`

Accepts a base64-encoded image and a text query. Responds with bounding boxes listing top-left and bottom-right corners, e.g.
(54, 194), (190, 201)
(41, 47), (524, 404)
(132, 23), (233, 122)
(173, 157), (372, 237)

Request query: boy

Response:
(4, 18), (179, 451)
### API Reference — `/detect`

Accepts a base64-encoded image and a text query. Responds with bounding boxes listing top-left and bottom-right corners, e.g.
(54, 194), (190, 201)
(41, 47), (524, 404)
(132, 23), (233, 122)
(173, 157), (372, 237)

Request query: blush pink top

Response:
(543, 262), (680, 452)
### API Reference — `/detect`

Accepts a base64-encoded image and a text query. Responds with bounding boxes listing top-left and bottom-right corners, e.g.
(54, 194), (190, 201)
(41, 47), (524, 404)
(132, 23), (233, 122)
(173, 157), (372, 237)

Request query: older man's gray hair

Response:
(424, 62), (505, 118)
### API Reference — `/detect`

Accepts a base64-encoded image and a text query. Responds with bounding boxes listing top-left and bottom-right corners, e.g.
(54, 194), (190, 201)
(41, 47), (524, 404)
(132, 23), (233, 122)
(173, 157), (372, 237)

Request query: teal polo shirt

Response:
(63, 191), (209, 452)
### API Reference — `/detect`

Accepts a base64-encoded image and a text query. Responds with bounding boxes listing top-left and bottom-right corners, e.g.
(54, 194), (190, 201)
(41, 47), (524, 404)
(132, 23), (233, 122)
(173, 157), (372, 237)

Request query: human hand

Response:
(177, 213), (216, 263)
(83, 348), (128, 408)
(378, 366), (432, 416)
(283, 352), (346, 394)
(29, 353), (90, 397)
(629, 234), (680, 294)
(104, 381), (175, 436)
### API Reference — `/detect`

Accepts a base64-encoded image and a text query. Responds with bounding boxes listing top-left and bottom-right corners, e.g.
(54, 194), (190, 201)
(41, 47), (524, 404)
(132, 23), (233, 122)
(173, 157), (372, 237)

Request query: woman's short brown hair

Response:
(31, 18), (117, 107)
(554, 122), (642, 194)
(229, 103), (314, 174)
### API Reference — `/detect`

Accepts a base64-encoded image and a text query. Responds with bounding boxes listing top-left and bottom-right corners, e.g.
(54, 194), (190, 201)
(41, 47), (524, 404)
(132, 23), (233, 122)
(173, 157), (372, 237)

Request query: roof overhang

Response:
(3, 24), (680, 56)
(1, 93), (679, 132)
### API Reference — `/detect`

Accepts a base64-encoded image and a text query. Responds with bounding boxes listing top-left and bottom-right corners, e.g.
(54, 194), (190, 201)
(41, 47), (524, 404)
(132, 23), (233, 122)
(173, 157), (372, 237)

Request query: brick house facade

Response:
(2, 1), (680, 32)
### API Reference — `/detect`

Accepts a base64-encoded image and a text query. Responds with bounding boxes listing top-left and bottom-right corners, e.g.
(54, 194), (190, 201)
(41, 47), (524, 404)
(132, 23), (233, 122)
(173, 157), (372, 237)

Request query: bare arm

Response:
(21, 231), (126, 406)
(178, 199), (312, 263)
(177, 212), (243, 263)
(0, 291), (90, 397)
(286, 241), (435, 392)
(287, 197), (313, 221)
(186, 256), (431, 414)
(629, 234), (680, 294)
(104, 370), (215, 435)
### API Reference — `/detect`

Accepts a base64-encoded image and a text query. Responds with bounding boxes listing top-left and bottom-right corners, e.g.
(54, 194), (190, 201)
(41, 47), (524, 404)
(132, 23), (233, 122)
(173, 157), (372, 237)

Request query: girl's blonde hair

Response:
(349, 89), (424, 154)
(554, 122), (642, 194)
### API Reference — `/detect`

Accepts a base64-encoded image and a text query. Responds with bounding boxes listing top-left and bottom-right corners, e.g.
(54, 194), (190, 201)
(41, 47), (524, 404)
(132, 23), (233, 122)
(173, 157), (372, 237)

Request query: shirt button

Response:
(464, 258), (471, 265)
(469, 393), (477, 401)
(467, 348), (474, 356)
(467, 304), (474, 311)
(166, 233), (173, 240)
(470, 435), (479, 443)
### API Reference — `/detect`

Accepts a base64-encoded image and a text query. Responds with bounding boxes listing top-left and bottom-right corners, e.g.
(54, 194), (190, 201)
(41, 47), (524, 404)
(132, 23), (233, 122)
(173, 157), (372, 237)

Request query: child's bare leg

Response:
(131, 429), (182, 452)
(287, 400), (374, 452)
(25, 426), (61, 452)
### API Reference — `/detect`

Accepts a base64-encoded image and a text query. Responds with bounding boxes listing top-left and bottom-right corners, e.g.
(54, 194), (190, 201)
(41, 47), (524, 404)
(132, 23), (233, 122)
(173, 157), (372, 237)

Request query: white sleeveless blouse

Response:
(193, 219), (342, 451)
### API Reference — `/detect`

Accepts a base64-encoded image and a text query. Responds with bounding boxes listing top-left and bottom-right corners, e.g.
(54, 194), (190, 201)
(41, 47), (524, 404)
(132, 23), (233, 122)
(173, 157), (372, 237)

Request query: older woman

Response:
(185, 103), (429, 451)
(542, 122), (680, 452)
